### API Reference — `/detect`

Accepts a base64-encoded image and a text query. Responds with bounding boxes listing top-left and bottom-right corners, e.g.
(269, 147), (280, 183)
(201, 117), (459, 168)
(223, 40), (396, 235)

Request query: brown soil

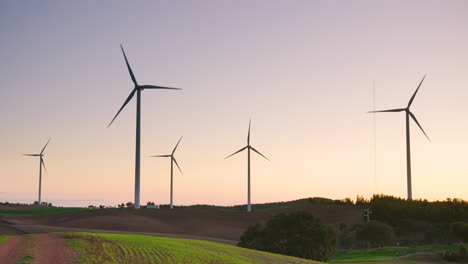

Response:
(8, 204), (363, 241)
(33, 234), (76, 264)
(0, 235), (27, 264)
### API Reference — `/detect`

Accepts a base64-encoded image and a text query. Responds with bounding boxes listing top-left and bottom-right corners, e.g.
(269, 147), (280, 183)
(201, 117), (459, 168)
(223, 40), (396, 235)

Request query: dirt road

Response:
(0, 234), (75, 264)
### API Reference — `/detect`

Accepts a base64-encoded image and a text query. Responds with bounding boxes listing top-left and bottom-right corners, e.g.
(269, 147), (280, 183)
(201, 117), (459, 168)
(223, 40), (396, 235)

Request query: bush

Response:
(450, 222), (468, 243)
(443, 244), (468, 262)
(238, 211), (337, 262)
(356, 220), (395, 247)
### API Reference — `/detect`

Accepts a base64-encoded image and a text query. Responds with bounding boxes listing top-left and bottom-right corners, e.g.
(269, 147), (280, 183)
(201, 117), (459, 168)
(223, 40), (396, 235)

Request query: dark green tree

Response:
(238, 211), (337, 262)
(356, 220), (396, 247)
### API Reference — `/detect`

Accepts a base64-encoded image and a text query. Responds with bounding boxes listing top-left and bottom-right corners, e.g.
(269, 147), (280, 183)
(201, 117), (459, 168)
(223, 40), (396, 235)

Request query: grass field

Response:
(331, 244), (466, 263)
(0, 235), (7, 246)
(0, 207), (88, 216)
(64, 232), (322, 264)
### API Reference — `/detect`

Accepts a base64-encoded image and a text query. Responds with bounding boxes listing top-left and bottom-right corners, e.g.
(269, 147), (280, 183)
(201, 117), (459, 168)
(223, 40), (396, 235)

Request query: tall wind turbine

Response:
(369, 75), (430, 200)
(23, 138), (51, 205)
(225, 121), (269, 212)
(108, 45), (182, 209)
(150, 137), (183, 209)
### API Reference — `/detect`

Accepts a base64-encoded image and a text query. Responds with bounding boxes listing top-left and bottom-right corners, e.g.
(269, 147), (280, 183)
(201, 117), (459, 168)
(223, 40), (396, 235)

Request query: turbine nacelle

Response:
(150, 137), (183, 174)
(368, 75), (430, 142)
(225, 121), (269, 161)
(107, 45), (182, 128)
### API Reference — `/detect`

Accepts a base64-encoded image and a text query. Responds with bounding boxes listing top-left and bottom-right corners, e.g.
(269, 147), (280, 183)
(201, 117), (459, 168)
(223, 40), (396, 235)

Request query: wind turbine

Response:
(23, 138), (51, 205)
(108, 45), (182, 209)
(150, 137), (183, 209)
(225, 121), (269, 212)
(369, 75), (430, 200)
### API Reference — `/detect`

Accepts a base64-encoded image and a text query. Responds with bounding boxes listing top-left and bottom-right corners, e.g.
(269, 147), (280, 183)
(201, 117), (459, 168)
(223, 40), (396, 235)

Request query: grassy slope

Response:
(0, 207), (88, 216)
(64, 232), (322, 264)
(332, 244), (467, 263)
(0, 235), (7, 246)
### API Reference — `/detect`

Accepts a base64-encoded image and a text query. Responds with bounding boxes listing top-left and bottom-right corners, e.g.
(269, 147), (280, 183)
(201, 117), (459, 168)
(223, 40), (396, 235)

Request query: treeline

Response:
(369, 195), (468, 225)
(363, 195), (468, 245)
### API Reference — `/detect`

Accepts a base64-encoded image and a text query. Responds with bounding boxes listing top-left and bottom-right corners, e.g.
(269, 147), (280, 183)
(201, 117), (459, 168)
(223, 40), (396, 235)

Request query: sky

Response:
(1, 0), (468, 207)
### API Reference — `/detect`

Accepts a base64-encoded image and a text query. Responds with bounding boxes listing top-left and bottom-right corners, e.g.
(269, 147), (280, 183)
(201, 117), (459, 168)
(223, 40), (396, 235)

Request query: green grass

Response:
(0, 207), (88, 216)
(63, 232), (322, 264)
(16, 255), (34, 264)
(331, 244), (467, 263)
(0, 235), (8, 246)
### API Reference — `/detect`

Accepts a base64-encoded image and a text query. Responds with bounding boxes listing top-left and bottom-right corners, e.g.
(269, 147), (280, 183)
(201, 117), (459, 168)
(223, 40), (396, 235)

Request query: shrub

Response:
(356, 220), (395, 247)
(443, 244), (468, 262)
(238, 211), (337, 262)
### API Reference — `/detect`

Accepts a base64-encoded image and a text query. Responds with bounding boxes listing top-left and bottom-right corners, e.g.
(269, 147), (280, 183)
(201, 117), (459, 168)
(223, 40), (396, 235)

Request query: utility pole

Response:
(364, 208), (372, 224)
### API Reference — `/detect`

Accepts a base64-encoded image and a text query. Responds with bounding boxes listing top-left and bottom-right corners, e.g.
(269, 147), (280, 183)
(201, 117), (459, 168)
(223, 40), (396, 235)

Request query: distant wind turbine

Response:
(108, 45), (182, 209)
(368, 75), (430, 200)
(225, 121), (269, 212)
(23, 138), (51, 205)
(150, 137), (183, 209)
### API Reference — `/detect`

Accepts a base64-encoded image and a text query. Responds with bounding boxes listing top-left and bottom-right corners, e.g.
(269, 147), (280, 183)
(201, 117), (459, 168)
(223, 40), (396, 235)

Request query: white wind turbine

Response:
(369, 75), (430, 200)
(150, 137), (183, 209)
(23, 138), (51, 205)
(108, 45), (181, 209)
(225, 121), (269, 212)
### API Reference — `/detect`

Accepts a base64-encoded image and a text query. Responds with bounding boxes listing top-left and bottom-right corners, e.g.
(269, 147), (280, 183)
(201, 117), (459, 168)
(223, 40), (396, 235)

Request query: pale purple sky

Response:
(1, 1), (468, 207)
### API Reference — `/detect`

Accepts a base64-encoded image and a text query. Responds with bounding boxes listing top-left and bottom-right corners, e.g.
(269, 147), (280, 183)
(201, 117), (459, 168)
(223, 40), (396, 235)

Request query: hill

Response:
(5, 202), (364, 241)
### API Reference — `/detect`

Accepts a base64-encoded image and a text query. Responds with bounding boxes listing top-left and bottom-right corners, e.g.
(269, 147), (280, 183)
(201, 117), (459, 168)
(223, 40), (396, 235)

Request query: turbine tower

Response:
(23, 138), (51, 205)
(369, 75), (430, 200)
(150, 137), (183, 209)
(225, 120), (269, 212)
(108, 45), (181, 209)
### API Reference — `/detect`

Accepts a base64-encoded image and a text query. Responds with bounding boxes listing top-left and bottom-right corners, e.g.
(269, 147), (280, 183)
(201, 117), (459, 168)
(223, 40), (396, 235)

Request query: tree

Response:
(450, 222), (468, 243)
(238, 211), (337, 262)
(356, 220), (395, 247)
(126, 202), (133, 208)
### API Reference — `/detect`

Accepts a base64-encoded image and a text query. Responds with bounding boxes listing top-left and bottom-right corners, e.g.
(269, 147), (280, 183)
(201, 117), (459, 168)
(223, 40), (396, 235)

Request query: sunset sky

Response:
(1, 1), (468, 207)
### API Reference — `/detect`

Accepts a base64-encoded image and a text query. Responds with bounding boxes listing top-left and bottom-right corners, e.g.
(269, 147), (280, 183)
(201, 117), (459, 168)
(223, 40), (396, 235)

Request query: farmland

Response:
(64, 232), (321, 264)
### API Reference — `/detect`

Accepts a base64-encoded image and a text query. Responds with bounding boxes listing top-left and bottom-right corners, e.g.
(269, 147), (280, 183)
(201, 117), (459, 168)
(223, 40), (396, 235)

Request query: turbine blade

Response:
(40, 138), (52, 155)
(368, 108), (405, 113)
(41, 158), (48, 173)
(23, 154), (40, 156)
(139, 85), (182, 90)
(150, 155), (171, 157)
(409, 111), (430, 142)
(225, 146), (247, 159)
(120, 44), (137, 86)
(247, 119), (251, 145)
(173, 157), (183, 174)
(408, 74), (427, 108)
(172, 136), (183, 155)
(250, 146), (270, 161)
(108, 88), (137, 127)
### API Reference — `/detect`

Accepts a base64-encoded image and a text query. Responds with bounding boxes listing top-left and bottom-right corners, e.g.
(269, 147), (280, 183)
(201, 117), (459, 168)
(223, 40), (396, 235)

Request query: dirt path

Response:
(33, 234), (76, 264)
(0, 235), (27, 264)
